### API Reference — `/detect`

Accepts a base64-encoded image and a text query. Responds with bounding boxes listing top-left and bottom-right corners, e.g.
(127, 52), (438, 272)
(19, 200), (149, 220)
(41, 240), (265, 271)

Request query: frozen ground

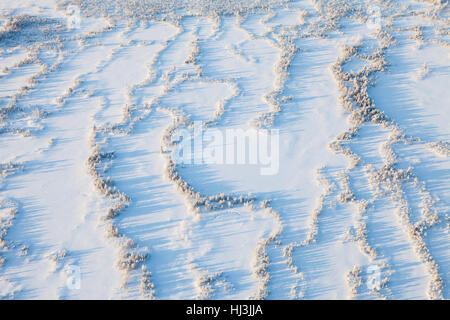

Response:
(0, 0), (448, 299)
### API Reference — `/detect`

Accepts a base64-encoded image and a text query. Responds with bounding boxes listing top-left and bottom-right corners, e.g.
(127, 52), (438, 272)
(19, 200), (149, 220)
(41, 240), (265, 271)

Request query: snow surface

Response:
(0, 0), (448, 299)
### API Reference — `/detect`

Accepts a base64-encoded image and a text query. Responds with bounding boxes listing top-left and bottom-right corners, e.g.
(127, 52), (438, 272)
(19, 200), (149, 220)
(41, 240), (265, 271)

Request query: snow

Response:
(0, 0), (448, 300)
